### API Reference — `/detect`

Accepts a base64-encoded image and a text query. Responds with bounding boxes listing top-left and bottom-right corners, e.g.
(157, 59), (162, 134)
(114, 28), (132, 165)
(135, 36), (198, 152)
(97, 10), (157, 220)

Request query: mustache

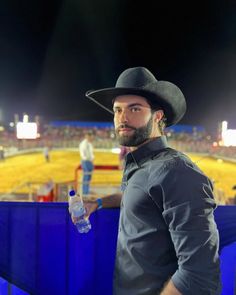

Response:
(117, 124), (136, 130)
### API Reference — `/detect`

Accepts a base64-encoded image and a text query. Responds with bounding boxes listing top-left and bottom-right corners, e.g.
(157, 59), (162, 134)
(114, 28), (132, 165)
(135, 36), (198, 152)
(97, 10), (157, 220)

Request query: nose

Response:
(119, 109), (129, 124)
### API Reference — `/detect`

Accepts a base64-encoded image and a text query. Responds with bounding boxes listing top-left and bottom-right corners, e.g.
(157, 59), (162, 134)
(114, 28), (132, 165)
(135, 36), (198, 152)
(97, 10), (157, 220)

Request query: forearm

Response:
(100, 193), (122, 208)
(75, 193), (122, 221)
(86, 193), (122, 208)
(160, 280), (182, 295)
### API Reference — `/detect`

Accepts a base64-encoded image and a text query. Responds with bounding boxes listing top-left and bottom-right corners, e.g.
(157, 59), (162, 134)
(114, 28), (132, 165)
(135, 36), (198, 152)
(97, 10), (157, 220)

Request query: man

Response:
(43, 146), (50, 162)
(73, 67), (221, 294)
(79, 131), (94, 195)
(0, 146), (5, 161)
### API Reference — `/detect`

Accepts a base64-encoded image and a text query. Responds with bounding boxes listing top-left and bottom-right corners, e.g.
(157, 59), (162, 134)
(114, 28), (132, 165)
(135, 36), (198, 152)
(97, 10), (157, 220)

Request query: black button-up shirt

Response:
(113, 136), (221, 295)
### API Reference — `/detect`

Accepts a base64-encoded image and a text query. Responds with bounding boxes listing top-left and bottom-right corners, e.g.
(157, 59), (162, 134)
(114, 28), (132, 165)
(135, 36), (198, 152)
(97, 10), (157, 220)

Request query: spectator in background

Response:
(79, 131), (94, 196)
(43, 146), (50, 162)
(0, 146), (5, 161)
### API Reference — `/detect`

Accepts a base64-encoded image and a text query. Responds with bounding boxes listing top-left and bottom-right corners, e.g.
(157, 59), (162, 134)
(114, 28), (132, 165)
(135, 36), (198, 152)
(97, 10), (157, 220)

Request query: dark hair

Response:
(147, 100), (167, 135)
(157, 116), (167, 135)
(85, 131), (94, 136)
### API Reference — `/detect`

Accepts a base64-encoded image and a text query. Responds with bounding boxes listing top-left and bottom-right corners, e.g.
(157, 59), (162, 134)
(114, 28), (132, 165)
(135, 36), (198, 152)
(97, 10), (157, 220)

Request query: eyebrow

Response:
(113, 103), (150, 109)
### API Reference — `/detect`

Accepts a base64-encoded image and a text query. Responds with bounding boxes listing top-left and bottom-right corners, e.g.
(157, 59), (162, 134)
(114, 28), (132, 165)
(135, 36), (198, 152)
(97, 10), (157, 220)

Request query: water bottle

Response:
(68, 189), (92, 233)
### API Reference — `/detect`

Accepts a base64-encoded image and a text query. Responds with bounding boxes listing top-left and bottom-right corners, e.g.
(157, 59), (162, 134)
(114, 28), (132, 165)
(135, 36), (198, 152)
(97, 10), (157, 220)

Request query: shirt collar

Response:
(126, 136), (168, 167)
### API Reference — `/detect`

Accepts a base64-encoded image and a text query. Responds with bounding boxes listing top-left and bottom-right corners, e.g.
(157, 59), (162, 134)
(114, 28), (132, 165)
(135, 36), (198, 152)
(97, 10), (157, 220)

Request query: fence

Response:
(0, 203), (235, 295)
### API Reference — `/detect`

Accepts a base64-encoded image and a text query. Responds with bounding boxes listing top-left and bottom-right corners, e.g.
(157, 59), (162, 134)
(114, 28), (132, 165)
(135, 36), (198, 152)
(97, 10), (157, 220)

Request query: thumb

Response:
(84, 202), (98, 218)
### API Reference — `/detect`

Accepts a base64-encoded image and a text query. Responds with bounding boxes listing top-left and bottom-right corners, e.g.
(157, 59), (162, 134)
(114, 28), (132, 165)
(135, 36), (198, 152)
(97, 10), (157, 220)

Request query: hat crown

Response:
(115, 67), (157, 88)
(86, 66), (187, 127)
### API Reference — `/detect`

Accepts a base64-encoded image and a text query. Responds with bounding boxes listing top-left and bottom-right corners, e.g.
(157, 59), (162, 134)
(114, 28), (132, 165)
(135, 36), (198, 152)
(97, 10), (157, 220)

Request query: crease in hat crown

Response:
(85, 66), (187, 127)
(115, 67), (157, 88)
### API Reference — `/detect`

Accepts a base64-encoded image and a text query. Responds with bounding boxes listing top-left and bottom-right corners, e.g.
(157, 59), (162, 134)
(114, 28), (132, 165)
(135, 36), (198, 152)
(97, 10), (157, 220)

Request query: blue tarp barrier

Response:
(0, 203), (235, 295)
(220, 242), (236, 295)
(0, 277), (29, 295)
(0, 202), (119, 295)
(214, 205), (236, 251)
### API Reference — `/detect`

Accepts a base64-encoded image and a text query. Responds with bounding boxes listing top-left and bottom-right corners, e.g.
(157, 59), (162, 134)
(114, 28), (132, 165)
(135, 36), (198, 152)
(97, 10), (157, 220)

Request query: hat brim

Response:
(86, 83), (186, 127)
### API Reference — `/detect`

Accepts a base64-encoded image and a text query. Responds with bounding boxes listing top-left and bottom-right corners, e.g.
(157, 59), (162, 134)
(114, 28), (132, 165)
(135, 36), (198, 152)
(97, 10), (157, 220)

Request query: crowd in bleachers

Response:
(0, 123), (236, 160)
(167, 132), (213, 154)
(0, 124), (116, 151)
(0, 123), (236, 205)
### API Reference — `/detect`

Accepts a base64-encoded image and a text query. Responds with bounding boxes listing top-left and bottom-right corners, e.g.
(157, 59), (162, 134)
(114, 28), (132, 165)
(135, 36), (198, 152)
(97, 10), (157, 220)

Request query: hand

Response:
(71, 200), (98, 225)
(84, 200), (99, 218)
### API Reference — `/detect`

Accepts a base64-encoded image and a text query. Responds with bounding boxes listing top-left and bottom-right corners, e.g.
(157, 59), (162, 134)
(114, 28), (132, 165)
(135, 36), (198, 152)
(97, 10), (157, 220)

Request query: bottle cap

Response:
(69, 190), (76, 197)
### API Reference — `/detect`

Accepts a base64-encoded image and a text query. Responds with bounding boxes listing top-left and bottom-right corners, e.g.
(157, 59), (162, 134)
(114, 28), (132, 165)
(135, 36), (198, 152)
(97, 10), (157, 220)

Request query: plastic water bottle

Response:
(68, 189), (91, 233)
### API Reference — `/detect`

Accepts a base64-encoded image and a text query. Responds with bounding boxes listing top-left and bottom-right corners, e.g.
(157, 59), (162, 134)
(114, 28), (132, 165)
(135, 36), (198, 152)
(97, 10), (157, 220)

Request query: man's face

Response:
(86, 134), (94, 142)
(113, 95), (159, 147)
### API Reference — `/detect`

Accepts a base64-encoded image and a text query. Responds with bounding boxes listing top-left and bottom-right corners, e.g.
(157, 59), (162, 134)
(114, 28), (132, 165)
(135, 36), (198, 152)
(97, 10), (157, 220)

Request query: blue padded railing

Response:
(0, 203), (235, 295)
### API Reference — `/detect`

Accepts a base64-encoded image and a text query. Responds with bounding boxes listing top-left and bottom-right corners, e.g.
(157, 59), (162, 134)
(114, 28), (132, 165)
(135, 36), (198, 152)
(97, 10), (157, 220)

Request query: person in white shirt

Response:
(79, 131), (94, 195)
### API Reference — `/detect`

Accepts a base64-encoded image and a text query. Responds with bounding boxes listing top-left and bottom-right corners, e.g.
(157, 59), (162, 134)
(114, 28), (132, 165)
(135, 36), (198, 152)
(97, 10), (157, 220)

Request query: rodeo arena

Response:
(0, 113), (236, 295)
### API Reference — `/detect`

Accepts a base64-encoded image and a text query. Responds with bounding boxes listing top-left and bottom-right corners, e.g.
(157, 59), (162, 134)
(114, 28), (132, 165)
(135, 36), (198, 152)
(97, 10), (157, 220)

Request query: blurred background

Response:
(0, 0), (236, 204)
(1, 1), (236, 294)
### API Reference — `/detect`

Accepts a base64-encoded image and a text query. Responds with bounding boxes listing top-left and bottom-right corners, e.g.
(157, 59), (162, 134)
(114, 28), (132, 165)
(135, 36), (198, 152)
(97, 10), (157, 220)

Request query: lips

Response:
(119, 128), (132, 131)
(118, 128), (134, 133)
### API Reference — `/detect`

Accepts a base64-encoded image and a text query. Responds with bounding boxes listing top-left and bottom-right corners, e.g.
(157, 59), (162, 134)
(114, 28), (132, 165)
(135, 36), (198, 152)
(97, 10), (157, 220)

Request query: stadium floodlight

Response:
(23, 114), (29, 123)
(222, 130), (236, 147)
(16, 122), (38, 139)
(221, 120), (236, 147)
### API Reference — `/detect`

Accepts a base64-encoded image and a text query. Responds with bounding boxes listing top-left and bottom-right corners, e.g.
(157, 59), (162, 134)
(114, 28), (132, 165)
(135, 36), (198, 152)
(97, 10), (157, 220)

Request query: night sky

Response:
(1, 0), (236, 134)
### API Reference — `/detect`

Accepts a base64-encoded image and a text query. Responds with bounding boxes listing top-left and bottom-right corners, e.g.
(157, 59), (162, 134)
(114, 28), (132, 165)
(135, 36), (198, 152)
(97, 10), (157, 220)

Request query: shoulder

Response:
(79, 139), (86, 146)
(148, 148), (208, 184)
(157, 148), (202, 170)
(148, 148), (186, 172)
(148, 149), (215, 209)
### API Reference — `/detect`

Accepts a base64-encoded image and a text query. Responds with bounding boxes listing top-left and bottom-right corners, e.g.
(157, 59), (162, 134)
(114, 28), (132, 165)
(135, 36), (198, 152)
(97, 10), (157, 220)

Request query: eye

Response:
(130, 107), (141, 113)
(113, 108), (122, 114)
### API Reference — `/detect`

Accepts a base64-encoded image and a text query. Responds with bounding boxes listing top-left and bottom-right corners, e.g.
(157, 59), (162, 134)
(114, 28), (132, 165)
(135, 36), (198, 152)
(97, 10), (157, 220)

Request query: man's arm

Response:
(160, 161), (221, 294)
(85, 192), (122, 214)
(95, 193), (122, 208)
(160, 280), (182, 295)
(71, 193), (122, 224)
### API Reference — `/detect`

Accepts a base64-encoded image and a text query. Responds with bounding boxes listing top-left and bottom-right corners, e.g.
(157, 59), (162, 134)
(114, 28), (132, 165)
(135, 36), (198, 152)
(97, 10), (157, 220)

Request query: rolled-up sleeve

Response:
(161, 159), (221, 294)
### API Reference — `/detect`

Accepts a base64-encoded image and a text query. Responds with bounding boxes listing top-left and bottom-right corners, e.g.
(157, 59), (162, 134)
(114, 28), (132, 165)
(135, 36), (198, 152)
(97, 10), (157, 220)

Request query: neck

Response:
(129, 136), (160, 152)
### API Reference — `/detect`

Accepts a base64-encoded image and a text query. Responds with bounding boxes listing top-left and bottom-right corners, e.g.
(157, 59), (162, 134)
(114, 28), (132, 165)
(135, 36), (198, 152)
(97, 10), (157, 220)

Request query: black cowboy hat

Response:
(85, 67), (187, 127)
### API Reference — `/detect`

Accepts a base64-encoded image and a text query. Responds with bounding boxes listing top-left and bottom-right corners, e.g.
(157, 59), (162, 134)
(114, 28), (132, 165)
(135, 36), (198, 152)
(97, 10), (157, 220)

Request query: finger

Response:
(72, 215), (79, 224)
(84, 204), (97, 218)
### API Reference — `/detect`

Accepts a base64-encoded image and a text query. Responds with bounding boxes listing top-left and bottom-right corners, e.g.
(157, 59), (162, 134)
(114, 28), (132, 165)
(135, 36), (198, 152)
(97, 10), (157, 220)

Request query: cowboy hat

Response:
(85, 67), (187, 127)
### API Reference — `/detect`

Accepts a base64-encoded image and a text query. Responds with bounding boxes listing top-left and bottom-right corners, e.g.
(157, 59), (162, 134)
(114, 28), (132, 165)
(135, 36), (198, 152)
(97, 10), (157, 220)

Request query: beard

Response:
(115, 116), (153, 147)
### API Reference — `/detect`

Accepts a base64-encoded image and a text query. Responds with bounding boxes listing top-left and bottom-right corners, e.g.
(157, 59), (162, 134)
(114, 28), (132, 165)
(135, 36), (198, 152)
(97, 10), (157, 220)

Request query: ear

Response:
(153, 110), (164, 123)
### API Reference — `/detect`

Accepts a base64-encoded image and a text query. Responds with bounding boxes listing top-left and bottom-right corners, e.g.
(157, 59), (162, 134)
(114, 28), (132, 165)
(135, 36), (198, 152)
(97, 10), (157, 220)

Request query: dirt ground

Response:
(0, 150), (235, 203)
